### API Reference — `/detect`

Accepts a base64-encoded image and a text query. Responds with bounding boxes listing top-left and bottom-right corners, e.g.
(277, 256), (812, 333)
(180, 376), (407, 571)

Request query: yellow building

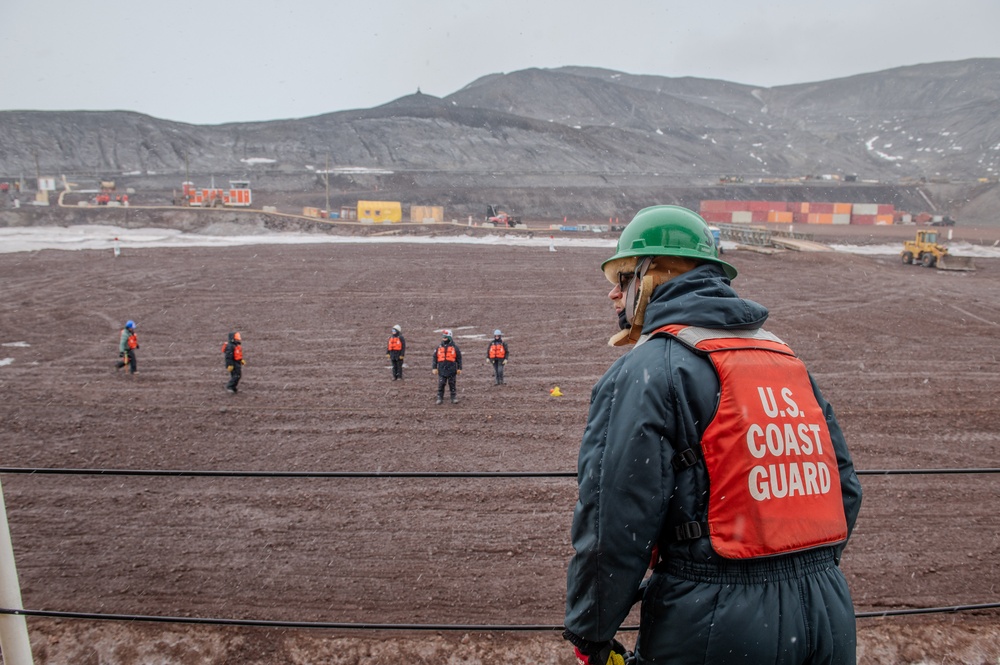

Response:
(357, 200), (402, 223)
(410, 205), (444, 223)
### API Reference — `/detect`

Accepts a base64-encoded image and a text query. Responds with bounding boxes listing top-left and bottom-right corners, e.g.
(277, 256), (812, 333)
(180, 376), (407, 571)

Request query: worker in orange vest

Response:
(223, 331), (246, 394)
(487, 329), (509, 385)
(386, 324), (406, 380)
(432, 329), (462, 404)
(115, 320), (139, 375)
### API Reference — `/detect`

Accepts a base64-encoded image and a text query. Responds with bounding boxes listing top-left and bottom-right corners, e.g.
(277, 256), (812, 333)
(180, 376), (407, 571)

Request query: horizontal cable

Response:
(2, 603), (998, 630)
(0, 468), (574, 478)
(0, 607), (564, 631)
(856, 602), (1000, 618)
(2, 467), (1000, 478)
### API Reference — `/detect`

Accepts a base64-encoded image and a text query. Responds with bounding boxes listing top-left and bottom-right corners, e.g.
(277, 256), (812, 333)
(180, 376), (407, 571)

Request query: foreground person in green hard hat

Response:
(563, 206), (863, 665)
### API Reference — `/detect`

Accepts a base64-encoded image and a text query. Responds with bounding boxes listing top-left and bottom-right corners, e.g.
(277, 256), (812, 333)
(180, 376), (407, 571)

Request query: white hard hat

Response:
(392, 324), (402, 332)
(442, 329), (453, 338)
(493, 329), (502, 336)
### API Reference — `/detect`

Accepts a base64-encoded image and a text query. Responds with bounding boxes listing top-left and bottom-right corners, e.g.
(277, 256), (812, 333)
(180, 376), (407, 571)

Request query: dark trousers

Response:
(437, 373), (456, 398)
(116, 349), (137, 373)
(491, 360), (505, 384)
(390, 356), (404, 379)
(227, 364), (242, 392)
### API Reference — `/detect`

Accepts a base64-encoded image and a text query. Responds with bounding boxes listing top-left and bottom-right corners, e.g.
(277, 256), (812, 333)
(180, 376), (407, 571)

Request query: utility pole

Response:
(325, 155), (331, 217)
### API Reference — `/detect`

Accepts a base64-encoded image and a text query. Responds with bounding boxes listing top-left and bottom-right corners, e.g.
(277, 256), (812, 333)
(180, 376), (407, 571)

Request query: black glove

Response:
(119, 352), (124, 358)
(564, 631), (632, 665)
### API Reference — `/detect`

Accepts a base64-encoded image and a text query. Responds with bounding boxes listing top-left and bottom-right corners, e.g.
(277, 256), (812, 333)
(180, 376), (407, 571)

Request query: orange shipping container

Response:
(808, 213), (834, 225)
(833, 203), (852, 215)
(875, 214), (894, 225)
(767, 210), (793, 223)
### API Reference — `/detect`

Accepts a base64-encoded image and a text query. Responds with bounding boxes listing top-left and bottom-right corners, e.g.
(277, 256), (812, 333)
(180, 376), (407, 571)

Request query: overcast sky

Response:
(4, 0), (999, 125)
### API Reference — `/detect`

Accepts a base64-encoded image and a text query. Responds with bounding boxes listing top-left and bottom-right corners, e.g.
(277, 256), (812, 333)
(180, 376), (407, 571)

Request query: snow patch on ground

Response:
(2, 225), (999, 258)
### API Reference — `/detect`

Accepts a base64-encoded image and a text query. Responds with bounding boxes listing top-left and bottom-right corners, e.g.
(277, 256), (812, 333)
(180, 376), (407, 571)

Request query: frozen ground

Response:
(1, 221), (998, 664)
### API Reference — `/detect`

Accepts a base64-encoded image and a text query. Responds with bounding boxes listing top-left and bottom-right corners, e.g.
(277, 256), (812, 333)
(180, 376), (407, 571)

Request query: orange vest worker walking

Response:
(115, 320), (139, 375)
(223, 331), (245, 394)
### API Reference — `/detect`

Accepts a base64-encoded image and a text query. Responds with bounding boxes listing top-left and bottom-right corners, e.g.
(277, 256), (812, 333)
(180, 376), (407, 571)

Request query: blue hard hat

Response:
(125, 320), (135, 329)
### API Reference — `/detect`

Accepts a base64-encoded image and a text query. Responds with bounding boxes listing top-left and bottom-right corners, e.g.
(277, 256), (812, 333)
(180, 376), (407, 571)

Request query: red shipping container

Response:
(700, 200), (727, 213)
(876, 204), (895, 215)
(851, 214), (877, 225)
(811, 202), (834, 214)
(701, 211), (732, 223)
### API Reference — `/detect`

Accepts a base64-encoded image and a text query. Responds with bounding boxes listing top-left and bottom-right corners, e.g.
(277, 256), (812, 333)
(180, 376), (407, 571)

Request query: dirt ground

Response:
(1, 222), (999, 664)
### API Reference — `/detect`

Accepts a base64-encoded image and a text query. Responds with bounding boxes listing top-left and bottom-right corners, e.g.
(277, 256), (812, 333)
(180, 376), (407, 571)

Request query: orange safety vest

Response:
(436, 345), (457, 362)
(488, 341), (506, 359)
(221, 342), (243, 361)
(655, 324), (848, 559)
(388, 336), (402, 352)
(127, 333), (138, 349)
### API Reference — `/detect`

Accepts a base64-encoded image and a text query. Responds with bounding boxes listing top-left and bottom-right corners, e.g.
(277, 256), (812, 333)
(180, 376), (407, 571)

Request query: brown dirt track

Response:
(1, 224), (999, 664)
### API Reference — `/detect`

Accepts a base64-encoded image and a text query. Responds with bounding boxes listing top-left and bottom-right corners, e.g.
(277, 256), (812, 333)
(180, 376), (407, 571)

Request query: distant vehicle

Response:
(929, 215), (956, 227)
(901, 229), (975, 271)
(486, 204), (524, 228)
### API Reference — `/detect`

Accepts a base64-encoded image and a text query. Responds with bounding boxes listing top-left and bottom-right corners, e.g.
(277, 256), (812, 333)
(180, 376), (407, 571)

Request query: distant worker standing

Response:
(115, 320), (139, 375)
(432, 329), (462, 404)
(223, 331), (246, 394)
(487, 329), (509, 385)
(387, 324), (406, 380)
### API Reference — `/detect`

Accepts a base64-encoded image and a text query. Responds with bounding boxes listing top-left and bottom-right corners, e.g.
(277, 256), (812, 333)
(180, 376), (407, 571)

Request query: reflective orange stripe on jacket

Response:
(388, 337), (402, 351)
(436, 345), (456, 362)
(655, 324), (847, 559)
(488, 342), (506, 359)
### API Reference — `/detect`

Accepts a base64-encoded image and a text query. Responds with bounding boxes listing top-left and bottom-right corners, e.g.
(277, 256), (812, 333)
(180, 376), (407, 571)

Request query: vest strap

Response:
(672, 521), (709, 542)
(671, 447), (699, 470)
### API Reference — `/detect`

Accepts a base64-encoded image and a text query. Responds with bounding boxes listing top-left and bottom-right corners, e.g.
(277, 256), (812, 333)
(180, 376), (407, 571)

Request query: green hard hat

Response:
(602, 205), (737, 279)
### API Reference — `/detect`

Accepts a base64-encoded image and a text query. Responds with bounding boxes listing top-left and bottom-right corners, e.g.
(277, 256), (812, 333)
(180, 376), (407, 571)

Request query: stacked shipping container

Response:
(700, 200), (896, 226)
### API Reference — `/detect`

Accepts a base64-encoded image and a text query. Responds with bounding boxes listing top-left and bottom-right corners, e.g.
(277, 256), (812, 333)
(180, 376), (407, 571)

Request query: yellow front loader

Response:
(901, 230), (976, 271)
